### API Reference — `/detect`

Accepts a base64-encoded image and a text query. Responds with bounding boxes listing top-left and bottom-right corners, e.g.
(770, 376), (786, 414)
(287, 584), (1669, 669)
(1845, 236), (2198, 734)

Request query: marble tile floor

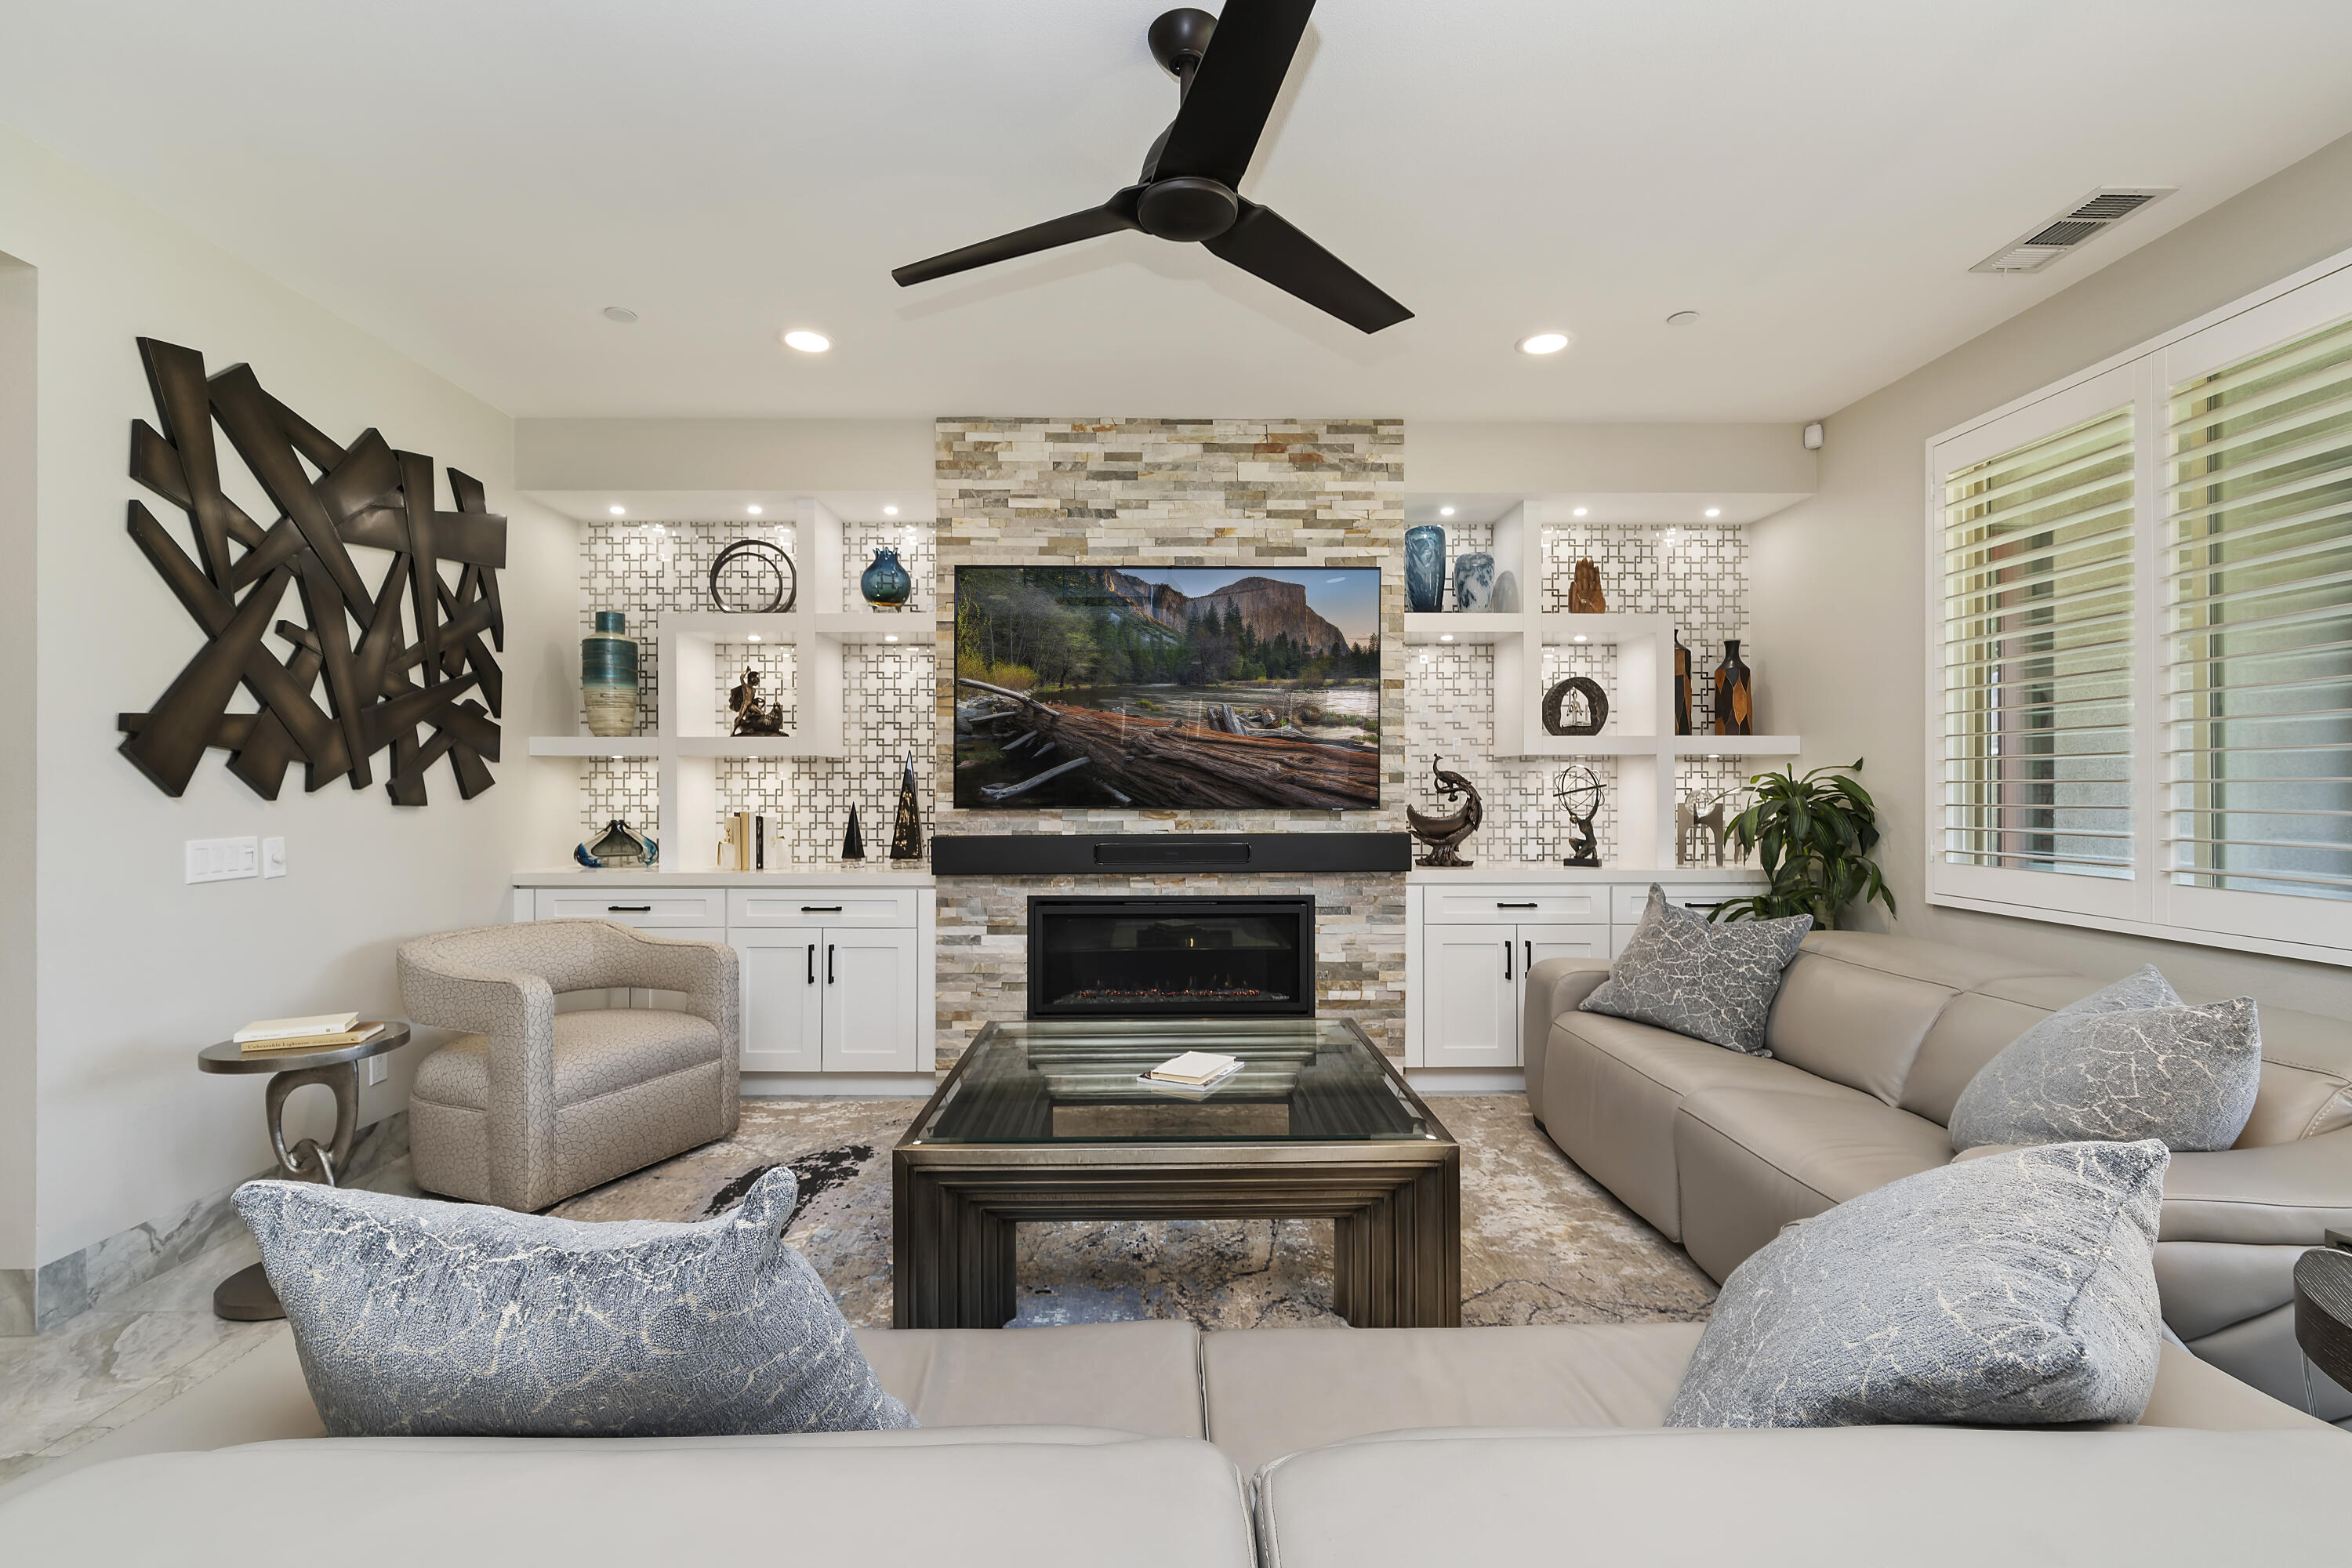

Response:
(0, 1094), (1714, 1486)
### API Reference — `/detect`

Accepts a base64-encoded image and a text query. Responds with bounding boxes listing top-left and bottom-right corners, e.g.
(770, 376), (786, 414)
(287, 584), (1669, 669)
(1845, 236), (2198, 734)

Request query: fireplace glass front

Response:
(1026, 896), (1315, 1019)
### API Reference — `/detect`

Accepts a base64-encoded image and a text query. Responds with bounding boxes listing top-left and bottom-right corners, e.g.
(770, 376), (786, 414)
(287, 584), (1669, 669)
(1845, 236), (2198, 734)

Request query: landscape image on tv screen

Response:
(953, 565), (1381, 811)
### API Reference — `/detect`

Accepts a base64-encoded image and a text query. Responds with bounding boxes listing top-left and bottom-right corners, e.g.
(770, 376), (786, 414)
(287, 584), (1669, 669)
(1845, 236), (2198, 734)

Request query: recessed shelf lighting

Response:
(608, 504), (626, 516)
(884, 633), (900, 644)
(1516, 332), (1570, 356)
(1573, 634), (1588, 643)
(1572, 506), (1588, 517)
(748, 633), (761, 643)
(884, 505), (899, 516)
(1439, 633), (1454, 642)
(782, 328), (831, 354)
(1704, 508), (1722, 518)
(746, 504), (763, 516)
(1667, 310), (1700, 327)
(1439, 506), (1455, 517)
(601, 306), (638, 324)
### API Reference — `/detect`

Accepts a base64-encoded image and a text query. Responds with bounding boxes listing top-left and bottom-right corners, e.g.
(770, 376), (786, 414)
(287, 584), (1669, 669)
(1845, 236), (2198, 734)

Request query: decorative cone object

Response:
(840, 804), (866, 860)
(889, 754), (923, 860)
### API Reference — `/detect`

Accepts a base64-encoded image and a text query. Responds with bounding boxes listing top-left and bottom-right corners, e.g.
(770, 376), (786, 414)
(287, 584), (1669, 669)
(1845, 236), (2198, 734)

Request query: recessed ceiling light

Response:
(1667, 310), (1700, 327)
(1573, 634), (1588, 644)
(746, 503), (763, 516)
(782, 328), (831, 354)
(884, 633), (900, 644)
(1572, 506), (1588, 517)
(601, 306), (638, 324)
(748, 633), (761, 643)
(608, 504), (626, 516)
(1517, 332), (1570, 356)
(884, 505), (899, 516)
(1439, 506), (1455, 517)
(1704, 508), (1722, 518)
(1439, 633), (1454, 642)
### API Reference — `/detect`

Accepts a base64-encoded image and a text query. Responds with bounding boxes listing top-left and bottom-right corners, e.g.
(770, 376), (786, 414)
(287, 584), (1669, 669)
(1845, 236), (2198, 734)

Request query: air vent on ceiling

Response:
(1970, 187), (2176, 274)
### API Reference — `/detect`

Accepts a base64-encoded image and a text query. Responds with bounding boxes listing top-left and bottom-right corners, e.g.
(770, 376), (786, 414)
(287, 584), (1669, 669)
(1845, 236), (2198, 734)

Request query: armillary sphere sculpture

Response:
(1554, 765), (1604, 869)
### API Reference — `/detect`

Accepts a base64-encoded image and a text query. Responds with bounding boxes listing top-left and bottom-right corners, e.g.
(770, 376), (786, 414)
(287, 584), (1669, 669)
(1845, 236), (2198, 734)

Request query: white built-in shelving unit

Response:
(528, 499), (929, 873)
(1401, 502), (1800, 870)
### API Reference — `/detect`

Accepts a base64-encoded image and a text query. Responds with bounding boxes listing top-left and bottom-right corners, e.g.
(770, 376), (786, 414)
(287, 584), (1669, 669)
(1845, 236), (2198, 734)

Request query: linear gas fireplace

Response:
(1026, 896), (1316, 1020)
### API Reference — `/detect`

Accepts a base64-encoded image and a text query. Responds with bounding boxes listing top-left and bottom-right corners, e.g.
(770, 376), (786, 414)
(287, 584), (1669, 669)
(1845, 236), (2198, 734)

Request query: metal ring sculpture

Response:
(709, 539), (797, 614)
(1541, 675), (1610, 737)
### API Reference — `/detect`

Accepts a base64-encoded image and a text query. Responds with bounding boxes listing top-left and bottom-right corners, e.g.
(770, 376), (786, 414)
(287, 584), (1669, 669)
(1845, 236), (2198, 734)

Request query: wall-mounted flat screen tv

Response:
(953, 565), (1381, 811)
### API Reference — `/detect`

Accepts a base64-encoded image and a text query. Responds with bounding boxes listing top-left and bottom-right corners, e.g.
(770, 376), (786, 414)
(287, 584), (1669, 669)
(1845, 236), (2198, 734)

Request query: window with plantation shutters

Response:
(2165, 314), (2352, 905)
(1940, 407), (2136, 887)
(1927, 252), (2352, 963)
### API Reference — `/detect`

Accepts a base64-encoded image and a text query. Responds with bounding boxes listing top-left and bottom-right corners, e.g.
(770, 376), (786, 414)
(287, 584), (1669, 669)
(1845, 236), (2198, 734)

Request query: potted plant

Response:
(1711, 760), (1894, 931)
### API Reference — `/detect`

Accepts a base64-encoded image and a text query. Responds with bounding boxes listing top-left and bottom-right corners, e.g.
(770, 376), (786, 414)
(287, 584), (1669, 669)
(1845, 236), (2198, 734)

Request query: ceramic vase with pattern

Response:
(860, 547), (913, 609)
(1712, 639), (1754, 736)
(1404, 525), (1446, 613)
(1454, 552), (1495, 612)
(582, 610), (639, 739)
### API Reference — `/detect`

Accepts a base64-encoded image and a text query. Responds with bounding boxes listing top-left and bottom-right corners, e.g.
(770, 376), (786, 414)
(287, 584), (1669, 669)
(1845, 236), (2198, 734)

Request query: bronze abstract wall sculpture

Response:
(116, 339), (506, 806)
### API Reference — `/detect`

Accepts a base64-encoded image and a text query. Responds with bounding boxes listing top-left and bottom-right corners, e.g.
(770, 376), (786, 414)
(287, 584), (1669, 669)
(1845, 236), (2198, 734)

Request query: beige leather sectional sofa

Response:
(0, 1316), (2342, 1565)
(1524, 929), (2352, 1422)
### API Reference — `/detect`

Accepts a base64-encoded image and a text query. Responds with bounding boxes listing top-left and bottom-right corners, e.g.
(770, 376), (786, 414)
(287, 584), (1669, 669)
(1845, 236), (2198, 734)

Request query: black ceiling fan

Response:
(891, 2), (1411, 334)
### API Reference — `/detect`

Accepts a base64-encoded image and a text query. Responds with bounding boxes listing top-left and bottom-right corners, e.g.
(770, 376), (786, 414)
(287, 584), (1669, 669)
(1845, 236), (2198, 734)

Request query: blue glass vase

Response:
(1454, 552), (1495, 612)
(581, 610), (638, 738)
(860, 546), (913, 608)
(1404, 525), (1445, 613)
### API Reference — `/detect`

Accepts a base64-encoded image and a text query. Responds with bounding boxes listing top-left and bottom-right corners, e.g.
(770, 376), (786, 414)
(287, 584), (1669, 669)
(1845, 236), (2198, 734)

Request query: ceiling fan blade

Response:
(1202, 199), (1413, 333)
(1150, 0), (1315, 187)
(893, 187), (1145, 287)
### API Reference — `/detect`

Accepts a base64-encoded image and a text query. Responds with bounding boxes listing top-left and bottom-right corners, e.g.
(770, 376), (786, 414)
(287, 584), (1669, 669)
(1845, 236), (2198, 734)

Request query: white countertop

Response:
(516, 868), (938, 887)
(1406, 865), (1762, 884)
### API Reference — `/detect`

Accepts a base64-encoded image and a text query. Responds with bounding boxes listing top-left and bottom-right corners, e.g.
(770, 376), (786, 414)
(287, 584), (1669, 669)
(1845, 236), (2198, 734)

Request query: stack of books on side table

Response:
(233, 1013), (384, 1055)
(1139, 1051), (1243, 1098)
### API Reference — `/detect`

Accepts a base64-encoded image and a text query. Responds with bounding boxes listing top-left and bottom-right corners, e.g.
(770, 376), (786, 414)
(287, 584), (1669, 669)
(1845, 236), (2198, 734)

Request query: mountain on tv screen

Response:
(953, 565), (1381, 811)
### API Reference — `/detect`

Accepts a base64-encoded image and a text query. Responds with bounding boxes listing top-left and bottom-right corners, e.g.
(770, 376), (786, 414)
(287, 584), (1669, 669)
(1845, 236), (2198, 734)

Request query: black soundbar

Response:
(930, 833), (1413, 877)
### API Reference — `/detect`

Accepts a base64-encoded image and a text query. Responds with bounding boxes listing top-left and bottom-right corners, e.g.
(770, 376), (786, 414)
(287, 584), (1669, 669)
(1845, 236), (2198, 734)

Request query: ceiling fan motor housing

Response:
(1138, 176), (1239, 241)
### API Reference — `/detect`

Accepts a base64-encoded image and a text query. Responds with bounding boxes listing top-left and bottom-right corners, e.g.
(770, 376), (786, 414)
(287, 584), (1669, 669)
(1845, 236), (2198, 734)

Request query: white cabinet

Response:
(517, 878), (935, 1084)
(1421, 920), (1610, 1069)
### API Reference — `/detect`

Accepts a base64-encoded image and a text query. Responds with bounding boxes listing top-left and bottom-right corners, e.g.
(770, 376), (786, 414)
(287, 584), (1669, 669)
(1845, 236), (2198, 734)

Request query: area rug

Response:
(549, 1095), (1715, 1330)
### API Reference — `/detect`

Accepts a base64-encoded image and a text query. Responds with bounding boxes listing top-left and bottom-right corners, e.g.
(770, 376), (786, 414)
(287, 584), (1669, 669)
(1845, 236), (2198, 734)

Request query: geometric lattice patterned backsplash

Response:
(576, 517), (937, 862)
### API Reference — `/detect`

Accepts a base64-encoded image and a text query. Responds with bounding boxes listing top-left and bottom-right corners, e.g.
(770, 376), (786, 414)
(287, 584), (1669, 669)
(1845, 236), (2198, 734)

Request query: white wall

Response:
(1751, 129), (2352, 1019)
(1412, 422), (1817, 497)
(0, 125), (579, 1266)
(0, 252), (36, 1274)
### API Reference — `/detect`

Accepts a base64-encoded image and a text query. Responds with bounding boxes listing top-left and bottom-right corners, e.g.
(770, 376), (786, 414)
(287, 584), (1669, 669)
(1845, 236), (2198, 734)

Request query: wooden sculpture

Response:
(116, 339), (504, 805)
(1407, 760), (1483, 868)
(1566, 558), (1607, 613)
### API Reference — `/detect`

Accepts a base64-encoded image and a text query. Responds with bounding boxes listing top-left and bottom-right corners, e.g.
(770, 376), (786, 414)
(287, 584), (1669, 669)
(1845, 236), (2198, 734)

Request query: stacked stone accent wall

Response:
(931, 417), (1406, 1067)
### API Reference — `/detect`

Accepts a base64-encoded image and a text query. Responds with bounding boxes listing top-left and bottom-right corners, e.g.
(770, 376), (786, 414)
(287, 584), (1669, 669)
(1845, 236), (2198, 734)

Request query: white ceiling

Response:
(8, 2), (2352, 423)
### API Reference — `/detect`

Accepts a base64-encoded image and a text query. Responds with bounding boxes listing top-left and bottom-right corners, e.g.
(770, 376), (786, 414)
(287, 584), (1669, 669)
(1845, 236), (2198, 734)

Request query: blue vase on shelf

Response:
(860, 547), (913, 609)
(1454, 552), (1495, 612)
(1404, 525), (1446, 613)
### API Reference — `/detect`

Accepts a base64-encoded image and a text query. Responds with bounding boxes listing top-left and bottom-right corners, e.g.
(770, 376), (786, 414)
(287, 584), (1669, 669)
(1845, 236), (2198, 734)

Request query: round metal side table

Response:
(197, 1023), (410, 1322)
(2292, 1235), (2352, 1411)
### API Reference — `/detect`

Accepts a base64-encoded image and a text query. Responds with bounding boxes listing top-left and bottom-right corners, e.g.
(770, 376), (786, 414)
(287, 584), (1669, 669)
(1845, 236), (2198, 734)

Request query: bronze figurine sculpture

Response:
(1406, 759), (1483, 868)
(728, 667), (786, 736)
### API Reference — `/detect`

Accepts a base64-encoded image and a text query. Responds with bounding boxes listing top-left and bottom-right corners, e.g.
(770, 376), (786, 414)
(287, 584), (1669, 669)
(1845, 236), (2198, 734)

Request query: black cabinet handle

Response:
(1497, 901), (1538, 909)
(801, 906), (844, 913)
(1525, 940), (1534, 971)
(607, 904), (652, 913)
(1504, 940), (1513, 981)
(806, 943), (815, 985)
(827, 944), (837, 985)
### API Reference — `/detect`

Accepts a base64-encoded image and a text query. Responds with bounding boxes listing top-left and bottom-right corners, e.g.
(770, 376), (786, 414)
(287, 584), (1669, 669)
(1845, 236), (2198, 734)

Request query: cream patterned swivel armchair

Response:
(397, 920), (739, 1211)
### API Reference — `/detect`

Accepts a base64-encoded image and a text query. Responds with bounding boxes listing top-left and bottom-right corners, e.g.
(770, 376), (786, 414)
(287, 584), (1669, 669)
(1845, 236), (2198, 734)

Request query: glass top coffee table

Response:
(894, 1018), (1460, 1329)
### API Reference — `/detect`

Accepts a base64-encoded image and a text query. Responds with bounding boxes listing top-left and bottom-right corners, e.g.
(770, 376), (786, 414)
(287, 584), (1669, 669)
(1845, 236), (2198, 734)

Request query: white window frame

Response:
(1926, 246), (2352, 967)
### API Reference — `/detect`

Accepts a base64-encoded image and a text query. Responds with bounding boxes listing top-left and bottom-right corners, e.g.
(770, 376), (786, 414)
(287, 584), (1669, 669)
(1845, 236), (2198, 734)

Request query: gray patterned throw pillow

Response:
(1577, 884), (1811, 1054)
(1667, 1139), (2168, 1428)
(234, 1167), (913, 1438)
(1948, 965), (2260, 1152)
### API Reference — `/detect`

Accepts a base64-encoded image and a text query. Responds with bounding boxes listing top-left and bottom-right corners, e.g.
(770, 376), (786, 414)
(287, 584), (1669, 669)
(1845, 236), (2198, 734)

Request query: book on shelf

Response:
(233, 1011), (360, 1044)
(238, 1022), (386, 1055)
(1142, 1051), (1243, 1087)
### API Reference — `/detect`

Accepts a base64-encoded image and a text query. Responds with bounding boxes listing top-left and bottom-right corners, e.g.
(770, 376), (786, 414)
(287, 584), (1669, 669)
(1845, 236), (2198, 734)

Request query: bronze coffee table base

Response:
(893, 1018), (1461, 1330)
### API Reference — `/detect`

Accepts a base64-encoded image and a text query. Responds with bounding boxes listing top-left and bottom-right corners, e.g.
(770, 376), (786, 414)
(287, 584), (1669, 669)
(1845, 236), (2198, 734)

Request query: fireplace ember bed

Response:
(1025, 895), (1316, 1020)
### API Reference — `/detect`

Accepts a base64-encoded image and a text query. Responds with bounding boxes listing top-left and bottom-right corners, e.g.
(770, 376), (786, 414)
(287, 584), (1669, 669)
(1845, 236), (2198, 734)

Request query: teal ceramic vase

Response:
(860, 547), (913, 608)
(582, 610), (638, 737)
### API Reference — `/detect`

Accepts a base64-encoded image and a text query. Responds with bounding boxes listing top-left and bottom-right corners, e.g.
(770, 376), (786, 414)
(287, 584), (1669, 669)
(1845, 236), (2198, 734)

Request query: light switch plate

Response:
(185, 837), (260, 884)
(362, 1054), (388, 1087)
(261, 837), (286, 878)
